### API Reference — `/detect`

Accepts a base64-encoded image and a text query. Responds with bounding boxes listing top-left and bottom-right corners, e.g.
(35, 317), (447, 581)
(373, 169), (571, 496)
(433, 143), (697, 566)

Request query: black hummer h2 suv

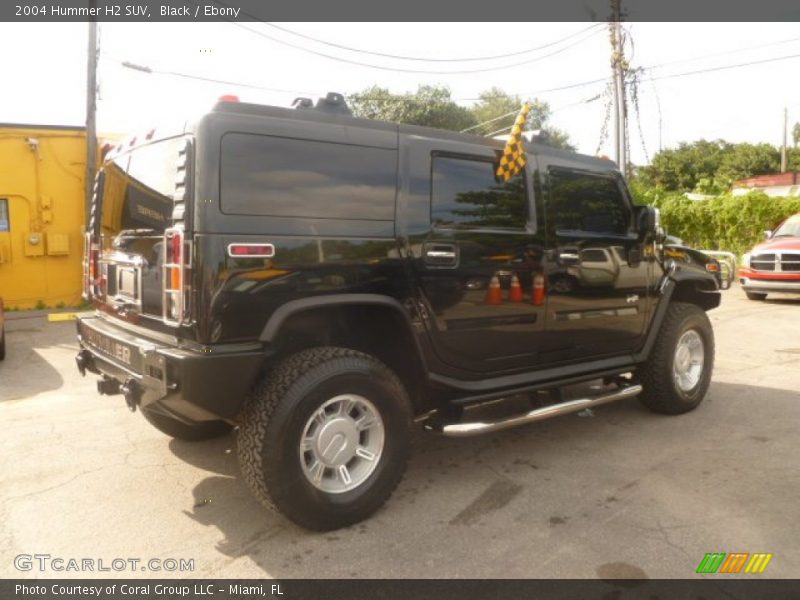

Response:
(76, 93), (719, 530)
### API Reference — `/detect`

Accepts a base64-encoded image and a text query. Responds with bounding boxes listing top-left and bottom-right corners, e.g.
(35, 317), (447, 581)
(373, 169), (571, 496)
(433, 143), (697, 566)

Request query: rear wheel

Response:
(745, 291), (767, 301)
(638, 302), (714, 415)
(237, 347), (411, 531)
(141, 408), (232, 441)
(0, 328), (5, 361)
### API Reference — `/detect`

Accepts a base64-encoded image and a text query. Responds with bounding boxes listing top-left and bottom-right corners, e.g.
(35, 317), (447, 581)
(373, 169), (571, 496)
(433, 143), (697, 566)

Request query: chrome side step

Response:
(426, 384), (643, 438)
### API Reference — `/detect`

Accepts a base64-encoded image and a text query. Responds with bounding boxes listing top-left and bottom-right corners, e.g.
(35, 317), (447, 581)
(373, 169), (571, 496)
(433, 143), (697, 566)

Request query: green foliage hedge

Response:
(632, 188), (800, 255)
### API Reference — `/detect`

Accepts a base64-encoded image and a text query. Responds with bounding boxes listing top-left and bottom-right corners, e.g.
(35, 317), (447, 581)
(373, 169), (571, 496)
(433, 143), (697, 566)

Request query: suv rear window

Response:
(99, 137), (186, 239)
(220, 133), (397, 221)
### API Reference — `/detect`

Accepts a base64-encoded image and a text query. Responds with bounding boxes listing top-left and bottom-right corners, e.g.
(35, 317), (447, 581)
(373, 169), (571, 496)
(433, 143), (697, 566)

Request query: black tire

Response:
(638, 302), (714, 415)
(237, 347), (412, 531)
(745, 291), (767, 301)
(0, 328), (5, 361)
(141, 408), (232, 441)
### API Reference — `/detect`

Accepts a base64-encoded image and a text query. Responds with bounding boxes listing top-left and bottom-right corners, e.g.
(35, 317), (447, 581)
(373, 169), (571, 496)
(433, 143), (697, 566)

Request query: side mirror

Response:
(636, 206), (661, 241)
(763, 230), (772, 240)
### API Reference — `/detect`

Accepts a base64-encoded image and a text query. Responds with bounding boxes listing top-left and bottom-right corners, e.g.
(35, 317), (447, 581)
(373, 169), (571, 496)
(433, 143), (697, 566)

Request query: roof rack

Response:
(292, 92), (352, 116)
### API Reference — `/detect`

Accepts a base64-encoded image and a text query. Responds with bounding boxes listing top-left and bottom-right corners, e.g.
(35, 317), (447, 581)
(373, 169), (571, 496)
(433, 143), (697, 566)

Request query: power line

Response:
(478, 94), (605, 137)
(110, 57), (321, 97)
(203, 0), (604, 75)
(455, 76), (610, 102)
(648, 51), (800, 82)
(647, 34), (800, 71)
(225, 19), (604, 75)
(260, 22), (605, 63)
(460, 109), (520, 133)
(106, 39), (800, 130)
(461, 48), (800, 102)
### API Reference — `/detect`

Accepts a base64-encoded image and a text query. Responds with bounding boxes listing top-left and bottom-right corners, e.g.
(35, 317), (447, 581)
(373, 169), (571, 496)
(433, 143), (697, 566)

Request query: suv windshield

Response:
(771, 216), (800, 238)
(97, 136), (187, 249)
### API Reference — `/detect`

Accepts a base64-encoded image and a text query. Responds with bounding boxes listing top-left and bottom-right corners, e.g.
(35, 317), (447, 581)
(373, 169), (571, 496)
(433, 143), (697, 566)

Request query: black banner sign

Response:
(2, 0), (800, 22)
(3, 579), (800, 600)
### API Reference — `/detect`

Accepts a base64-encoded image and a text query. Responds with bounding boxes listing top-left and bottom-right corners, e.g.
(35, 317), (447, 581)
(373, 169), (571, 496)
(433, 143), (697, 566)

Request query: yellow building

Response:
(0, 124), (87, 309)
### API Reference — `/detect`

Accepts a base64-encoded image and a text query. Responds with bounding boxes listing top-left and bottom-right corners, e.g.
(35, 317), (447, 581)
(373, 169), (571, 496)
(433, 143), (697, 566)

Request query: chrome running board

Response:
(426, 384), (643, 438)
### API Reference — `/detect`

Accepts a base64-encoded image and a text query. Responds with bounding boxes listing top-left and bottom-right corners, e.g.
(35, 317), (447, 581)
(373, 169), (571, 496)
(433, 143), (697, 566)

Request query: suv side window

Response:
(432, 155), (529, 231)
(547, 168), (631, 235)
(220, 133), (396, 221)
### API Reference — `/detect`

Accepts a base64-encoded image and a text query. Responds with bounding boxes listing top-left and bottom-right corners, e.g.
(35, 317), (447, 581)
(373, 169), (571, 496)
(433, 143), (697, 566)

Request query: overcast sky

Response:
(2, 21), (798, 165)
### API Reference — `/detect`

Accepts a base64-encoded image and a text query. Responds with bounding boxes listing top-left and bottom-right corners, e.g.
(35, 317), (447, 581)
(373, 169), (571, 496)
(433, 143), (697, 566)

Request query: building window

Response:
(0, 199), (9, 232)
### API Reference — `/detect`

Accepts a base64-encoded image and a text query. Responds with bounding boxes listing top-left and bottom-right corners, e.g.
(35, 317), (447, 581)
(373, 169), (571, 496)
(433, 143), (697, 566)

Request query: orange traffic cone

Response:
(485, 274), (503, 305)
(509, 273), (524, 302)
(531, 273), (545, 306)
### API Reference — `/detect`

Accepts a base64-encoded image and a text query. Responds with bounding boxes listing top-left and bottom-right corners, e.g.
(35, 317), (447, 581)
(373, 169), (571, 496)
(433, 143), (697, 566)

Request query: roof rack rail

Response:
(293, 92), (352, 116)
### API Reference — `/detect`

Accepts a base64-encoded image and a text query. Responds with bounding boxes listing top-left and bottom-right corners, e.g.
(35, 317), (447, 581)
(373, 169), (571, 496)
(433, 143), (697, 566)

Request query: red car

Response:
(738, 214), (800, 300)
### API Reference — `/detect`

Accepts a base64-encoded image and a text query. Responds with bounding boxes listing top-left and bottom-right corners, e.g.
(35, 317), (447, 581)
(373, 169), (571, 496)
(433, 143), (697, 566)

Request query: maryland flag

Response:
(495, 102), (531, 182)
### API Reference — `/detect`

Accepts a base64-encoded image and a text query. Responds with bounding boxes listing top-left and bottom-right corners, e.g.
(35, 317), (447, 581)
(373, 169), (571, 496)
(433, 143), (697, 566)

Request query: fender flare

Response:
(634, 264), (720, 362)
(259, 294), (428, 370)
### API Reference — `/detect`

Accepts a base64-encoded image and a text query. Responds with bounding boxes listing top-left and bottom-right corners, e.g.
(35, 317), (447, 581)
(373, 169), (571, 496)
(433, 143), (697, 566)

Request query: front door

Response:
(540, 160), (652, 362)
(404, 134), (547, 374)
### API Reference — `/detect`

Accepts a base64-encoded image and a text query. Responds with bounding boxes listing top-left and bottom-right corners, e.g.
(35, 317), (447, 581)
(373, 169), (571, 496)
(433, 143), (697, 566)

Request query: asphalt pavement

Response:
(1, 285), (798, 579)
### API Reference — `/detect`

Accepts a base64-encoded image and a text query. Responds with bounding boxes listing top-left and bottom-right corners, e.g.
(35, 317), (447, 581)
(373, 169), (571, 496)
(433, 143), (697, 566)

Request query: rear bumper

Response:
(76, 314), (265, 422)
(739, 277), (800, 293)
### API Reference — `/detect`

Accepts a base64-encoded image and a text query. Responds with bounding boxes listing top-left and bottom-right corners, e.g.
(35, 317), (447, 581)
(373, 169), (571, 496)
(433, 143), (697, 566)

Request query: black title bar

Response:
(3, 579), (800, 600)
(3, 0), (800, 22)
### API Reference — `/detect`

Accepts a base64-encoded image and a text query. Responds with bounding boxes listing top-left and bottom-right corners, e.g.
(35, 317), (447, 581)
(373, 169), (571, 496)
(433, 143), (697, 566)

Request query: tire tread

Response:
(237, 346), (410, 530)
(638, 302), (714, 415)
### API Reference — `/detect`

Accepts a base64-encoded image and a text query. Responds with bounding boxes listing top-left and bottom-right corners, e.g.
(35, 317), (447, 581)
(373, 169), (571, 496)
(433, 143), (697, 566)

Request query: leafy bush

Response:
(634, 140), (798, 194)
(633, 191), (800, 256)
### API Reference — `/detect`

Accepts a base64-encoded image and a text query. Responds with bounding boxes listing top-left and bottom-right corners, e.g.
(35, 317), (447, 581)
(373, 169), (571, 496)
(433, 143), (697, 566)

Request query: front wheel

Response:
(638, 302), (714, 415)
(237, 347), (411, 531)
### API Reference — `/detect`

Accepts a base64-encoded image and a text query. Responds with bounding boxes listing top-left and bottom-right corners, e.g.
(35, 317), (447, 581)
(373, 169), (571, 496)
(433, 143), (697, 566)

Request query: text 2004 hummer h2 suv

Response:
(76, 93), (720, 530)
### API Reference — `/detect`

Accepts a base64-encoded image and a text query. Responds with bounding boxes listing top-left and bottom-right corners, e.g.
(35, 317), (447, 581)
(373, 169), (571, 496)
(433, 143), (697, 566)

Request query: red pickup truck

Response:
(738, 214), (800, 300)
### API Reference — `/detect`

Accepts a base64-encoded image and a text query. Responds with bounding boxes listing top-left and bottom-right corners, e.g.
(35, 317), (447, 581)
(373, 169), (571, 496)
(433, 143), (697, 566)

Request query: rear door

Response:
(94, 136), (190, 324)
(403, 134), (547, 374)
(540, 160), (652, 361)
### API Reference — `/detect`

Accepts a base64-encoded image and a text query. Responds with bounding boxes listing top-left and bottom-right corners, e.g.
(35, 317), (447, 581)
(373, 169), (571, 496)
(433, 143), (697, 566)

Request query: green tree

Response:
(636, 139), (732, 192)
(793, 122), (800, 147)
(788, 146), (800, 171)
(714, 143), (780, 189)
(348, 85), (476, 131)
(469, 88), (549, 132)
(468, 87), (574, 150)
(636, 140), (782, 193)
(347, 85), (574, 150)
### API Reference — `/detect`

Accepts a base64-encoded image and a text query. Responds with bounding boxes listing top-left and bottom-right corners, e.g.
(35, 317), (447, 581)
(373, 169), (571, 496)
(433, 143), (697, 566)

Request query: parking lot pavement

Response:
(1, 285), (798, 579)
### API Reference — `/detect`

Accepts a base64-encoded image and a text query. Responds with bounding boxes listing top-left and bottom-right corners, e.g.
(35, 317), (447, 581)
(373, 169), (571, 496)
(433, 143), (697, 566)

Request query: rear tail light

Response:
(84, 172), (105, 300)
(163, 227), (191, 325)
(83, 233), (102, 299)
(82, 232), (91, 298)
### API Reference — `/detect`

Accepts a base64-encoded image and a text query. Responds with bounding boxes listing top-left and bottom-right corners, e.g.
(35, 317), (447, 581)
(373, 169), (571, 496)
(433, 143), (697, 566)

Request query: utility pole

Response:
(610, 0), (627, 175)
(85, 10), (98, 221)
(780, 107), (788, 173)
